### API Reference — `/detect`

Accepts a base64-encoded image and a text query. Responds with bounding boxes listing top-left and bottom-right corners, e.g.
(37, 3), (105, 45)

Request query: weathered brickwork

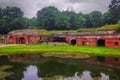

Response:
(5, 30), (120, 48)
(67, 35), (120, 48)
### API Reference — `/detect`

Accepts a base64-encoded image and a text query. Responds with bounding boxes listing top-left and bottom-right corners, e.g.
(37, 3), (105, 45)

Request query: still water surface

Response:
(0, 54), (120, 80)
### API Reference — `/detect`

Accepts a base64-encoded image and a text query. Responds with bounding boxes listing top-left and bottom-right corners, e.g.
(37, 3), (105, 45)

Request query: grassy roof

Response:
(77, 24), (120, 32)
(7, 24), (120, 36)
(11, 29), (77, 36)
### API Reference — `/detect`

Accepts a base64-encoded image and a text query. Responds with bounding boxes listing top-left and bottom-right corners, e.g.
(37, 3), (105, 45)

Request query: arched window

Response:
(71, 39), (76, 45)
(114, 42), (119, 46)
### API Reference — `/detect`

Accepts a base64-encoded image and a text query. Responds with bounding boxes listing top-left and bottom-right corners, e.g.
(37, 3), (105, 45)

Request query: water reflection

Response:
(62, 71), (110, 80)
(22, 66), (110, 80)
(81, 71), (93, 80)
(101, 73), (109, 80)
(22, 65), (42, 80)
(64, 71), (93, 80)
(0, 54), (120, 80)
(9, 54), (120, 66)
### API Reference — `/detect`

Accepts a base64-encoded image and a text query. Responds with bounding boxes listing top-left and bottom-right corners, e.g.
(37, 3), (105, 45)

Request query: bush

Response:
(28, 26), (37, 29)
(117, 20), (120, 33)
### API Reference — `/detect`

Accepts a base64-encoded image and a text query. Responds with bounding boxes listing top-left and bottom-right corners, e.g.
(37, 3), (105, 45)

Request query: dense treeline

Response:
(0, 7), (25, 34)
(36, 0), (120, 30)
(37, 7), (105, 30)
(0, 0), (120, 34)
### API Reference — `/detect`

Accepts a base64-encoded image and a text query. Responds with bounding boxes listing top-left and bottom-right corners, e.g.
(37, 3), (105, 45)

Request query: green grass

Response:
(77, 24), (120, 33)
(12, 29), (77, 36)
(37, 29), (76, 35)
(8, 23), (120, 36)
(0, 65), (14, 79)
(0, 44), (120, 57)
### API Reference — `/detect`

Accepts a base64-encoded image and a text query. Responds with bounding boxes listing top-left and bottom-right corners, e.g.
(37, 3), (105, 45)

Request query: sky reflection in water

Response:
(22, 65), (109, 80)
(22, 65), (42, 80)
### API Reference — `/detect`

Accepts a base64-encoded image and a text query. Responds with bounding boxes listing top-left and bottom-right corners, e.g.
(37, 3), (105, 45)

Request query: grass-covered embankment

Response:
(0, 44), (120, 57)
(77, 24), (120, 33)
(12, 29), (77, 36)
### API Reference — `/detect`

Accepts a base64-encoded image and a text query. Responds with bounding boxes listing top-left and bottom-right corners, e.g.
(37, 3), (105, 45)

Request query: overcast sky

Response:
(0, 0), (111, 18)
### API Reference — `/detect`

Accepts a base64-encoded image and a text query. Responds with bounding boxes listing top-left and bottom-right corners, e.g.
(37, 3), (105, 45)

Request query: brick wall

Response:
(105, 39), (120, 48)
(76, 38), (97, 46)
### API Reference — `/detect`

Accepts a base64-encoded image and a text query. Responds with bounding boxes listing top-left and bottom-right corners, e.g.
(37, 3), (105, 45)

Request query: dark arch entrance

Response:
(97, 39), (105, 46)
(71, 39), (76, 45)
(19, 37), (25, 44)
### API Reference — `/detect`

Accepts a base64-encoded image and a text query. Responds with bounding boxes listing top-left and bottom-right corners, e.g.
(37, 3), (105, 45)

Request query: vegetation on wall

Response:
(117, 20), (120, 33)
(77, 23), (120, 32)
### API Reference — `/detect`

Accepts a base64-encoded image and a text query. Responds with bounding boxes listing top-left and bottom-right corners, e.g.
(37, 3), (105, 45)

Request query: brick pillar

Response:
(13, 35), (17, 44)
(12, 54), (17, 59)
(25, 35), (29, 44)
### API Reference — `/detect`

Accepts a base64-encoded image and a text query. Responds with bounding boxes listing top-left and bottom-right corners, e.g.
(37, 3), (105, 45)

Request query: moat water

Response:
(0, 54), (120, 80)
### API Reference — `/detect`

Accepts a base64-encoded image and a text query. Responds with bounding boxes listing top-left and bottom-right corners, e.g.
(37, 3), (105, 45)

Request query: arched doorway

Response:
(97, 56), (105, 62)
(82, 41), (85, 46)
(97, 39), (105, 46)
(71, 39), (76, 45)
(19, 37), (25, 44)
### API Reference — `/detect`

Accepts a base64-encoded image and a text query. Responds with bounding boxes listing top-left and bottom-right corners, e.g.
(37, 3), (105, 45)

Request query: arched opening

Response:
(114, 42), (119, 46)
(82, 41), (85, 46)
(19, 37), (25, 44)
(71, 39), (76, 45)
(53, 37), (66, 42)
(97, 56), (105, 62)
(97, 39), (105, 46)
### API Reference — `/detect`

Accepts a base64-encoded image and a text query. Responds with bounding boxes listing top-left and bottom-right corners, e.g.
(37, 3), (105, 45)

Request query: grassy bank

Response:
(11, 23), (120, 37)
(12, 29), (77, 36)
(0, 44), (120, 57)
(77, 24), (120, 33)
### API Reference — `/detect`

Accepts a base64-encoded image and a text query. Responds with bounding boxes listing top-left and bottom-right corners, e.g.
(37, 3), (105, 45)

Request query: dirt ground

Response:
(0, 44), (25, 47)
(0, 42), (68, 47)
(41, 42), (68, 46)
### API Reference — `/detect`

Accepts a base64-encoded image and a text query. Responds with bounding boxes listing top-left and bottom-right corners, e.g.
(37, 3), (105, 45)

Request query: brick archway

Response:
(71, 39), (76, 45)
(19, 37), (25, 44)
(97, 39), (105, 46)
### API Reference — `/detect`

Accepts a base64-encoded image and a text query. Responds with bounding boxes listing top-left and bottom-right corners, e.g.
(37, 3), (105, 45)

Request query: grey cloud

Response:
(0, 0), (111, 18)
(68, 0), (87, 3)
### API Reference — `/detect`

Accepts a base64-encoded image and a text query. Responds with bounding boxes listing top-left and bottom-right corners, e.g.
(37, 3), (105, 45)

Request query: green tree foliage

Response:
(23, 17), (38, 29)
(67, 11), (77, 29)
(55, 12), (71, 30)
(109, 0), (120, 23)
(86, 11), (104, 28)
(0, 8), (2, 18)
(37, 6), (86, 30)
(0, 7), (24, 34)
(37, 6), (59, 30)
(76, 13), (86, 28)
(23, 17), (30, 29)
(0, 0), (120, 33)
(103, 11), (112, 24)
(117, 20), (120, 33)
(29, 17), (38, 28)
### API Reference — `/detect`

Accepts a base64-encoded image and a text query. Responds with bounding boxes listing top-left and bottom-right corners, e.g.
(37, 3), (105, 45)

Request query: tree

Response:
(63, 11), (78, 29)
(0, 7), (24, 34)
(76, 13), (86, 28)
(0, 8), (2, 18)
(55, 12), (71, 30)
(103, 11), (112, 24)
(24, 17), (38, 29)
(0, 8), (3, 29)
(37, 6), (59, 30)
(117, 20), (120, 33)
(109, 0), (120, 23)
(86, 11), (104, 28)
(85, 14), (92, 28)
